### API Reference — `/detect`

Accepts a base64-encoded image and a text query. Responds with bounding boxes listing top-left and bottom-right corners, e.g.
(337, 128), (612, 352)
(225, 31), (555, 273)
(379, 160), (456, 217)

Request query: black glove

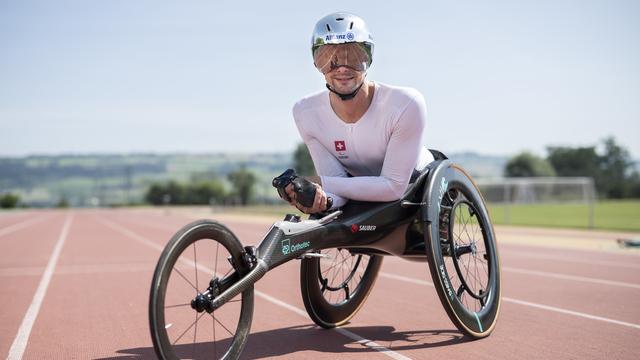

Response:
(272, 169), (333, 210)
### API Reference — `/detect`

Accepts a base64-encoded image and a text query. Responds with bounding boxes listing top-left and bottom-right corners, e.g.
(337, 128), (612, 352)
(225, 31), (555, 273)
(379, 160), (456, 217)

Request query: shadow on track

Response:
(96, 324), (469, 359)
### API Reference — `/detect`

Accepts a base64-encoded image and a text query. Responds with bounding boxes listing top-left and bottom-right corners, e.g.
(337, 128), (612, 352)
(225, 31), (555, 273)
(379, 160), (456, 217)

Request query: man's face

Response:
(313, 43), (370, 94)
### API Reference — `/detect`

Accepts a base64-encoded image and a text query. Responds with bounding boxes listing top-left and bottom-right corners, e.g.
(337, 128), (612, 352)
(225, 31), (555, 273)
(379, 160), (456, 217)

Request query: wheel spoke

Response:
(194, 242), (199, 293)
(213, 309), (217, 360)
(210, 313), (235, 337)
(165, 303), (191, 309)
(172, 312), (206, 345)
(173, 267), (198, 292)
(214, 241), (220, 278)
(192, 309), (198, 359)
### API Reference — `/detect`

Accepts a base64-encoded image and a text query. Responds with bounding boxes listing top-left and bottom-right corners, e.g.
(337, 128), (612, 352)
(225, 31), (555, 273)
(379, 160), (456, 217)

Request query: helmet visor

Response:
(313, 43), (371, 74)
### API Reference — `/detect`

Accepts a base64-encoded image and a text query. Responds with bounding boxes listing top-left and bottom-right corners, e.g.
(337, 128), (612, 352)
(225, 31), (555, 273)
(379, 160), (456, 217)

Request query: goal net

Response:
(474, 177), (597, 227)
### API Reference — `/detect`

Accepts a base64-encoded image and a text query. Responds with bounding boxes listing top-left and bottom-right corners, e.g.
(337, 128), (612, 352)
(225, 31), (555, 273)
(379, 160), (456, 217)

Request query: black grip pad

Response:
(291, 177), (316, 208)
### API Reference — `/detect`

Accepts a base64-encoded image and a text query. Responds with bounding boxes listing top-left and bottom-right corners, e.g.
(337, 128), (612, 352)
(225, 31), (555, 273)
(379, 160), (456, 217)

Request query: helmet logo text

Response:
(325, 33), (354, 41)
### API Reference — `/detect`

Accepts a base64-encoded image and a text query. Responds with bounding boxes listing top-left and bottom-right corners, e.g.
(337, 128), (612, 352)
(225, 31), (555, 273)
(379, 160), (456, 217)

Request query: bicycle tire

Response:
(300, 249), (382, 328)
(425, 164), (501, 338)
(149, 220), (254, 359)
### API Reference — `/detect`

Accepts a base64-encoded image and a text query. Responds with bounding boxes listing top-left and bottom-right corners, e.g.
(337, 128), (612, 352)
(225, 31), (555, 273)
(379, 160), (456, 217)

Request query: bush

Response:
(0, 193), (20, 209)
(505, 152), (556, 177)
(145, 179), (227, 205)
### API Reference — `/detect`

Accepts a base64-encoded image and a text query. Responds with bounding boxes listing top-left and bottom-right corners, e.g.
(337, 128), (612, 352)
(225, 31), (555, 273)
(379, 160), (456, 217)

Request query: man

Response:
(283, 12), (431, 214)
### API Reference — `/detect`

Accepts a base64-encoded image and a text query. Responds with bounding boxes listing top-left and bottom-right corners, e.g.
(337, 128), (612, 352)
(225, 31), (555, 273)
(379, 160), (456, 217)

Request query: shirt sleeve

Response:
(293, 104), (349, 209)
(304, 137), (349, 208)
(321, 92), (427, 201)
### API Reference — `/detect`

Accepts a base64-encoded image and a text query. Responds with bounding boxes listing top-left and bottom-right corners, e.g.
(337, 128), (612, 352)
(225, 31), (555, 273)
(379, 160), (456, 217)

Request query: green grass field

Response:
(223, 200), (640, 232)
(487, 200), (640, 232)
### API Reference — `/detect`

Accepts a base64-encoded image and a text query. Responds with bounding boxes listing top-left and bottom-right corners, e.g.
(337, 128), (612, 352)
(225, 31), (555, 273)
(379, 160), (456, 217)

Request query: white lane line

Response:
(378, 272), (640, 330)
(98, 217), (165, 252)
(501, 297), (640, 330)
(97, 216), (412, 360)
(501, 250), (640, 270)
(255, 291), (411, 360)
(0, 214), (50, 239)
(395, 260), (640, 289)
(503, 266), (640, 289)
(7, 214), (73, 360)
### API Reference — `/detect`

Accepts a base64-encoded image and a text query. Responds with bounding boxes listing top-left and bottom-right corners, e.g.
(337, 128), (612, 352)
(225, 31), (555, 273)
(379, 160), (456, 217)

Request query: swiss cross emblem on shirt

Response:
(334, 141), (346, 152)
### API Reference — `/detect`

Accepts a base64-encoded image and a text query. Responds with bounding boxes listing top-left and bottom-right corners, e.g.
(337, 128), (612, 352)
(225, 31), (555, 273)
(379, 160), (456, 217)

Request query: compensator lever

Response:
(401, 200), (427, 207)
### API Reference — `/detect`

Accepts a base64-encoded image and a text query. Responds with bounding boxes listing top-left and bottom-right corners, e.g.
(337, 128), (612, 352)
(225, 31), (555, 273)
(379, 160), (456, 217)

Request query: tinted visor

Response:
(313, 43), (371, 74)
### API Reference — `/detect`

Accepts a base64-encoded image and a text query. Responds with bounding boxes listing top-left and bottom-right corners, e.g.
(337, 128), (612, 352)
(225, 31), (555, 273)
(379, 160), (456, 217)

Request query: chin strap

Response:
(326, 81), (364, 101)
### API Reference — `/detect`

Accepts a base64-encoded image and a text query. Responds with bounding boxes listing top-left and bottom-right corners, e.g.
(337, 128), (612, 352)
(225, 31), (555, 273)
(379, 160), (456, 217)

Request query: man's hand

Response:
(286, 182), (328, 214)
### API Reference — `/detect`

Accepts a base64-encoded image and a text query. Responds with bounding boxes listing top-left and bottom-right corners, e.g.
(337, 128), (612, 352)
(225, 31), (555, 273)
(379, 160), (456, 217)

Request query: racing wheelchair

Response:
(149, 152), (501, 359)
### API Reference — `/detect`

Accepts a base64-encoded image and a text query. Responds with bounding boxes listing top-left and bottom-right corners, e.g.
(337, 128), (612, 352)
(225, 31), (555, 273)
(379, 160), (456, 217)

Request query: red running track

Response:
(0, 209), (639, 359)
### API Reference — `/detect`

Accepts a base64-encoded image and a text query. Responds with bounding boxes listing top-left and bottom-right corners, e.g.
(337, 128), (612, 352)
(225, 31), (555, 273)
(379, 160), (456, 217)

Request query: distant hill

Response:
(0, 152), (507, 207)
(447, 152), (507, 178)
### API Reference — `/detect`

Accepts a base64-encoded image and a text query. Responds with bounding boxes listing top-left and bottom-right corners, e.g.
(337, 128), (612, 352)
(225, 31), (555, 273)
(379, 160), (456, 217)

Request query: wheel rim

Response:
(317, 249), (372, 305)
(159, 238), (244, 359)
(439, 187), (494, 313)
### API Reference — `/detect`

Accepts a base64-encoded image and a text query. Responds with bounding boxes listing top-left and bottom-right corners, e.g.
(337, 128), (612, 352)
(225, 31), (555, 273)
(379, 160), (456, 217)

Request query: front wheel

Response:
(300, 249), (383, 328)
(149, 220), (254, 359)
(425, 164), (501, 338)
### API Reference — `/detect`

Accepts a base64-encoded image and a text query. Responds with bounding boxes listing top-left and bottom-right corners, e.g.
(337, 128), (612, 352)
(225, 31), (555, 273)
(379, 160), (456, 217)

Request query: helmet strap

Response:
(326, 81), (364, 101)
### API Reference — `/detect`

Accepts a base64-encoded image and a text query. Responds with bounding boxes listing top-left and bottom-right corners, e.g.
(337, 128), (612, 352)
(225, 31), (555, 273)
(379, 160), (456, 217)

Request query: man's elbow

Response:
(381, 182), (408, 201)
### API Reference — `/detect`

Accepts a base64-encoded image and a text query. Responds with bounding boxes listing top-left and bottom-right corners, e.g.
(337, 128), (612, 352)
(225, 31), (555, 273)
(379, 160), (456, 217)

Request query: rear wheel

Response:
(149, 220), (254, 359)
(300, 249), (382, 328)
(425, 165), (501, 338)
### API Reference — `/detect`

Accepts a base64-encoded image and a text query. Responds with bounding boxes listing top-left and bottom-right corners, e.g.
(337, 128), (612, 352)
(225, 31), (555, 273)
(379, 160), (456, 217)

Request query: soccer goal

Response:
(475, 177), (597, 228)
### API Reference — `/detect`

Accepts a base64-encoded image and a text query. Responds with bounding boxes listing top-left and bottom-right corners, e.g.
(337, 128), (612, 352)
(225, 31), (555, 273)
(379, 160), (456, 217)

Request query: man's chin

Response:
(332, 83), (358, 94)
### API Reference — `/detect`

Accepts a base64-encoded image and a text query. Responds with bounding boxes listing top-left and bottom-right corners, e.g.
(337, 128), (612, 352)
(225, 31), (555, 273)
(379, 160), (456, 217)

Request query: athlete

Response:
(279, 12), (431, 214)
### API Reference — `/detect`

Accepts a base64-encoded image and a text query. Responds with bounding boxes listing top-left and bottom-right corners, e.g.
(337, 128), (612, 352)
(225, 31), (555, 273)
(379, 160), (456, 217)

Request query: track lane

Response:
(5, 209), (639, 359)
(0, 213), (68, 359)
(20, 212), (161, 359)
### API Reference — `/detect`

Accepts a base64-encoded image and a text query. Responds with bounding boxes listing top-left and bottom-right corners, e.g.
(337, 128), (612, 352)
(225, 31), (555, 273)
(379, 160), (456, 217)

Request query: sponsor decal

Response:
(281, 239), (310, 255)
(437, 177), (449, 213)
(281, 239), (290, 255)
(439, 264), (454, 300)
(325, 33), (351, 41)
(350, 224), (377, 233)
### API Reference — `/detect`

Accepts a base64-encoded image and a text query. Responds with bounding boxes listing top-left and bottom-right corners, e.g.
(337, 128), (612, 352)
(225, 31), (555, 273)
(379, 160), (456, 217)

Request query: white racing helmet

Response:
(311, 12), (375, 74)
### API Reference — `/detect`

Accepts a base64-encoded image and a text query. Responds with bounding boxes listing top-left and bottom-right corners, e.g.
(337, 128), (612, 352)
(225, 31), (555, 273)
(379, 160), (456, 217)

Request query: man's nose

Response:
(333, 65), (351, 73)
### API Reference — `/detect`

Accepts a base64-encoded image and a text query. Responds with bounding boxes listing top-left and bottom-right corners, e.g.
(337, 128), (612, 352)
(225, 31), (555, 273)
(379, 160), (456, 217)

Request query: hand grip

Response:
(291, 177), (316, 208)
(292, 178), (333, 211)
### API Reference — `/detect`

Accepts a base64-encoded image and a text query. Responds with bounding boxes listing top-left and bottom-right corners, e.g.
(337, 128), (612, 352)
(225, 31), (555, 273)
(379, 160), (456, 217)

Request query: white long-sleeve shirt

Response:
(293, 82), (431, 209)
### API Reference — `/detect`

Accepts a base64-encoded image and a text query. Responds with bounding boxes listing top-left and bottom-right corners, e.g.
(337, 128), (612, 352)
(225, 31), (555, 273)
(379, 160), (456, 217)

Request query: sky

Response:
(1, 0), (639, 158)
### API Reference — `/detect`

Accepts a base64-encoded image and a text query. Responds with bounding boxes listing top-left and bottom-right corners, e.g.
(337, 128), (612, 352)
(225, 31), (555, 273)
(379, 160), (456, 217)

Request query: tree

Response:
(145, 181), (184, 205)
(56, 197), (69, 208)
(227, 167), (257, 205)
(145, 179), (227, 205)
(505, 152), (556, 177)
(293, 142), (316, 176)
(145, 184), (166, 205)
(0, 193), (20, 209)
(599, 137), (633, 198)
(547, 146), (600, 178)
(547, 137), (637, 198)
(187, 181), (227, 205)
